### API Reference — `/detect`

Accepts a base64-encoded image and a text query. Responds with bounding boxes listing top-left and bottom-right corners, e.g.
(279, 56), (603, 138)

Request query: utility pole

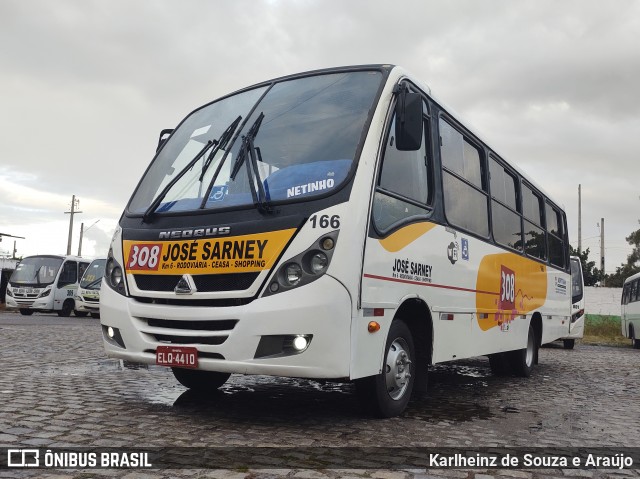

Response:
(78, 219), (99, 256)
(578, 184), (582, 253)
(600, 217), (605, 286)
(65, 195), (82, 256)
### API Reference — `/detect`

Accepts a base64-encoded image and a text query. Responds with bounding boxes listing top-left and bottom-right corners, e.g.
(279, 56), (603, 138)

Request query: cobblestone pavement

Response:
(0, 311), (638, 479)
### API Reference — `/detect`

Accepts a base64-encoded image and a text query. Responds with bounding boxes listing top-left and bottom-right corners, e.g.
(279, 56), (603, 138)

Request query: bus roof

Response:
(623, 271), (640, 284)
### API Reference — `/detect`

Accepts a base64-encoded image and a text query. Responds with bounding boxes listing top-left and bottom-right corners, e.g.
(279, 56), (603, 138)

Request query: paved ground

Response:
(0, 310), (638, 479)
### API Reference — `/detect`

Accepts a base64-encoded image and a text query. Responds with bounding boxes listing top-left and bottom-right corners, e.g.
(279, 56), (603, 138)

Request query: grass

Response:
(581, 314), (630, 346)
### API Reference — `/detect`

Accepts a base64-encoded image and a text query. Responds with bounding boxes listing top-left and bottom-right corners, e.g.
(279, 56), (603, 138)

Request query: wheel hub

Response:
(385, 338), (412, 400)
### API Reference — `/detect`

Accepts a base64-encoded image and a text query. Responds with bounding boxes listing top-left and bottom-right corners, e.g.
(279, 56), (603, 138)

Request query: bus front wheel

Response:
(19, 309), (34, 316)
(563, 339), (575, 350)
(171, 368), (230, 392)
(74, 310), (89, 317)
(57, 300), (74, 317)
(355, 320), (415, 418)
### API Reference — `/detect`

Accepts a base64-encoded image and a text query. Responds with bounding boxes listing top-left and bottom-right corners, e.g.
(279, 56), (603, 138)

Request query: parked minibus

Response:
(101, 65), (572, 417)
(75, 258), (107, 319)
(6, 255), (91, 316)
(559, 256), (585, 349)
(621, 271), (640, 349)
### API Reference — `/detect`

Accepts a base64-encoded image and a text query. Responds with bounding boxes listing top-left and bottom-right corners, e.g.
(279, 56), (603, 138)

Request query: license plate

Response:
(156, 346), (198, 368)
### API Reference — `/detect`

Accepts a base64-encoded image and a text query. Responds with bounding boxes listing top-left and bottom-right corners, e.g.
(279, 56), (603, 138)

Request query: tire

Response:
(90, 313), (101, 319)
(510, 324), (537, 377)
(74, 310), (89, 317)
(355, 320), (415, 418)
(57, 300), (73, 317)
(563, 339), (575, 350)
(171, 368), (230, 392)
(488, 352), (510, 376)
(631, 326), (640, 350)
(19, 309), (34, 316)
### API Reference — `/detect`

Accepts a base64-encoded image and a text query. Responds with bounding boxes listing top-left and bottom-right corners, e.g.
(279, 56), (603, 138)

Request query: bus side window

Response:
(58, 261), (78, 287)
(522, 184), (547, 261)
(373, 107), (430, 232)
(440, 118), (489, 237)
(631, 280), (638, 303)
(546, 202), (565, 268)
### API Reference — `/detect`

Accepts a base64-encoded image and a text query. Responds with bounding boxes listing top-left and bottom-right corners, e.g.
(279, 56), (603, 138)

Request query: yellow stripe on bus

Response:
(378, 222), (437, 252)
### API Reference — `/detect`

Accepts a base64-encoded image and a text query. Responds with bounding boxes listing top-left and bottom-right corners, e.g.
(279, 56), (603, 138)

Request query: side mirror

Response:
(157, 129), (174, 152)
(394, 89), (423, 151)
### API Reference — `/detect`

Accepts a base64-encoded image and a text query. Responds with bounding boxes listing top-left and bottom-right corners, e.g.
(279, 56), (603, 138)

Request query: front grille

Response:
(146, 318), (238, 331)
(133, 273), (259, 292)
(83, 296), (99, 303)
(154, 334), (227, 345)
(14, 300), (35, 307)
(133, 296), (255, 307)
(141, 317), (237, 347)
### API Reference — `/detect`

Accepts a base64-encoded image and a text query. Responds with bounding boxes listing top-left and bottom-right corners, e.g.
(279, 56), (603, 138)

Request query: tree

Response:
(569, 246), (600, 286)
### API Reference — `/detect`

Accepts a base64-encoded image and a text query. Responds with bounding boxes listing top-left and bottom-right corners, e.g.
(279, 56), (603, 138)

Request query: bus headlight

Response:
(308, 252), (328, 274)
(284, 263), (303, 286)
(265, 230), (339, 297)
(39, 289), (50, 298)
(106, 249), (128, 296)
(6, 288), (12, 297)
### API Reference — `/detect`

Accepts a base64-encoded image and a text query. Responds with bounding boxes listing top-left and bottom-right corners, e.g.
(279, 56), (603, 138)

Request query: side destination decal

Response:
(378, 222), (437, 253)
(475, 253), (547, 331)
(122, 228), (296, 275)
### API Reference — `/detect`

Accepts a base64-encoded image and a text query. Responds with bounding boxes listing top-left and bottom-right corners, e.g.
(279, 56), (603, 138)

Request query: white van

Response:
(6, 255), (91, 316)
(621, 271), (640, 349)
(560, 256), (585, 349)
(74, 258), (106, 319)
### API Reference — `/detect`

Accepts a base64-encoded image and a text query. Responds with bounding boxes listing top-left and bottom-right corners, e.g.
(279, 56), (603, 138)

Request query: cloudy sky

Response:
(1, 0), (638, 273)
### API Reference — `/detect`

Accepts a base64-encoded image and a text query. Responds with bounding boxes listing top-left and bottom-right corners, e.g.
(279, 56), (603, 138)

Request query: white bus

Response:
(101, 65), (571, 417)
(621, 272), (640, 349)
(560, 256), (585, 349)
(75, 258), (107, 319)
(6, 255), (91, 317)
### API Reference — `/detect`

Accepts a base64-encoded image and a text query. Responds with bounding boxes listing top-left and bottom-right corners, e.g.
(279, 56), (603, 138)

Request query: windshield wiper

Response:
(199, 115), (242, 183)
(142, 116), (242, 223)
(84, 277), (103, 289)
(229, 112), (272, 214)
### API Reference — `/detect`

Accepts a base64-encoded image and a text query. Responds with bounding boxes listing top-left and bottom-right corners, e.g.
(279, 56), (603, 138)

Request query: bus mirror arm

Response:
(394, 88), (423, 151)
(157, 129), (174, 152)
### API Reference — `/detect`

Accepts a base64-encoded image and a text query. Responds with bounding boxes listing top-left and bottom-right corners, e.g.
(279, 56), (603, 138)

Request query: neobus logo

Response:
(158, 226), (231, 239)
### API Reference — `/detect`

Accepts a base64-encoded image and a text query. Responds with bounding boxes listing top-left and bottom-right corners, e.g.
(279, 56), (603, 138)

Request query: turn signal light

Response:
(368, 321), (380, 333)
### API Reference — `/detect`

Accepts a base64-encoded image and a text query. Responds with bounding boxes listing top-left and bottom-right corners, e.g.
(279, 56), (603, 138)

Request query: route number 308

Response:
(309, 214), (340, 229)
(501, 270), (515, 303)
(128, 244), (161, 270)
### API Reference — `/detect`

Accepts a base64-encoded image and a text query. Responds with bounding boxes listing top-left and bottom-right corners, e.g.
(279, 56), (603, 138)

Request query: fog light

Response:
(107, 327), (115, 338)
(292, 335), (308, 351)
(269, 282), (279, 292)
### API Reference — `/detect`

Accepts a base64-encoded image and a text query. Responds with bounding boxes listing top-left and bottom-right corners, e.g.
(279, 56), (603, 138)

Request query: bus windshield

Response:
(128, 70), (383, 215)
(11, 256), (63, 286)
(80, 259), (107, 289)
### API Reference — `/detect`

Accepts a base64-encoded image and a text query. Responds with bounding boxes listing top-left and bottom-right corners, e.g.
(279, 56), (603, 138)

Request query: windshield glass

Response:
(80, 259), (107, 289)
(10, 256), (63, 286)
(128, 70), (383, 215)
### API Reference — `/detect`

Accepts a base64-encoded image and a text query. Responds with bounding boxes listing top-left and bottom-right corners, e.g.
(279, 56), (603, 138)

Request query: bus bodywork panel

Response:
(101, 270), (352, 378)
(362, 221), (570, 366)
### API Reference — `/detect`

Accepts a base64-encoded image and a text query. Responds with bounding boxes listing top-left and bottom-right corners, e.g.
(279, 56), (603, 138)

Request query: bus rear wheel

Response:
(563, 339), (575, 350)
(630, 326), (640, 349)
(19, 309), (34, 316)
(510, 324), (537, 377)
(171, 368), (230, 392)
(355, 320), (415, 418)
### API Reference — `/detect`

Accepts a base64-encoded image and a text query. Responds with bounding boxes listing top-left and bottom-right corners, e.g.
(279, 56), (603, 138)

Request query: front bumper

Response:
(100, 274), (352, 379)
